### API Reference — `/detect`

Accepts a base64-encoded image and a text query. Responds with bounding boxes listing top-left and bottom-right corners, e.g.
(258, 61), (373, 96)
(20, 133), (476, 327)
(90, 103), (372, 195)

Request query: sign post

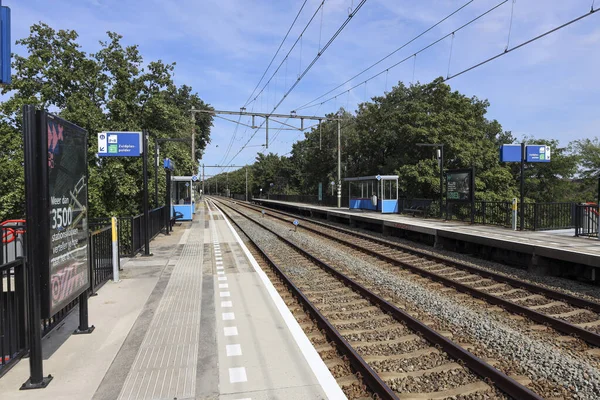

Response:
(500, 143), (551, 230)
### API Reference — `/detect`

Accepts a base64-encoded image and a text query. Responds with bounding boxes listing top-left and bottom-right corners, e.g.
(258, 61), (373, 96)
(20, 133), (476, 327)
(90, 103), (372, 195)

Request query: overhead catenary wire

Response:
(246, 1), (326, 109)
(294, 0), (475, 111)
(446, 7), (600, 81)
(243, 0), (309, 108)
(295, 0), (508, 111)
(224, 0), (367, 166)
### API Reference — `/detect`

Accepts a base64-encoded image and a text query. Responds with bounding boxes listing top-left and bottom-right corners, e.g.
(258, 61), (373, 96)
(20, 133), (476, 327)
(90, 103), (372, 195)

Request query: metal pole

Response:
(191, 106), (195, 169)
(142, 131), (151, 255)
(112, 217), (119, 281)
(319, 119), (322, 150)
(165, 169), (172, 234)
(21, 105), (53, 389)
(520, 142), (525, 231)
(202, 164), (205, 196)
(337, 119), (341, 208)
(439, 145), (444, 219)
(245, 167), (248, 202)
(266, 116), (269, 149)
(154, 140), (159, 207)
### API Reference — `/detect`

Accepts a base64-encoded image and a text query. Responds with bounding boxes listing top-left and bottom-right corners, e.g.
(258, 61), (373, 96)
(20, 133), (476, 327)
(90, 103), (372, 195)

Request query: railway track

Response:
(225, 198), (600, 347)
(210, 199), (542, 400)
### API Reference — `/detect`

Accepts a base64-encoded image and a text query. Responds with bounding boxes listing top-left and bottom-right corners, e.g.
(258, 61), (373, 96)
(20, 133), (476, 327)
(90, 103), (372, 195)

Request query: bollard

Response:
(512, 197), (518, 231)
(112, 216), (120, 282)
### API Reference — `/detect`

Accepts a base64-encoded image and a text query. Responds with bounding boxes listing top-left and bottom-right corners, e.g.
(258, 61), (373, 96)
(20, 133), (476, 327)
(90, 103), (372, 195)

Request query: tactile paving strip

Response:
(118, 220), (204, 400)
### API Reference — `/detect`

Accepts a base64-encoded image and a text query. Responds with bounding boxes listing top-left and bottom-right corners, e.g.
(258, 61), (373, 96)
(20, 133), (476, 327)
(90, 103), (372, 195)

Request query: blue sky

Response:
(6, 0), (600, 173)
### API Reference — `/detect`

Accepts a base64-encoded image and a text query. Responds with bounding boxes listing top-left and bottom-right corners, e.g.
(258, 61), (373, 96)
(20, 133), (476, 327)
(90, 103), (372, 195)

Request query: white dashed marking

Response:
(217, 271), (225, 275)
(221, 301), (233, 307)
(222, 312), (235, 321)
(226, 344), (242, 357)
(219, 283), (229, 289)
(218, 276), (227, 281)
(228, 367), (247, 383)
(220, 291), (231, 297)
(224, 326), (238, 336)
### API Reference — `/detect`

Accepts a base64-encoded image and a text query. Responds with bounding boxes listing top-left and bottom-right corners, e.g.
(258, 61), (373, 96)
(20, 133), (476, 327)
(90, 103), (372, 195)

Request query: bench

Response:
(170, 208), (184, 227)
(402, 199), (433, 217)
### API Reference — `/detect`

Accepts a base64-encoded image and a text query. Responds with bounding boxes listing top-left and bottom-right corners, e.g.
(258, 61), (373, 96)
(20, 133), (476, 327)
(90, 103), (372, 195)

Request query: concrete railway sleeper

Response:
(229, 198), (600, 347)
(211, 199), (542, 400)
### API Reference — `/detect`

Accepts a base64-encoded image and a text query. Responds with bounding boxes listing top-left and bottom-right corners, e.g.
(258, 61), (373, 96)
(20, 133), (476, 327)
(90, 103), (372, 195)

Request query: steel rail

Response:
(210, 200), (398, 399)
(212, 198), (543, 400)
(233, 198), (600, 347)
(242, 200), (600, 310)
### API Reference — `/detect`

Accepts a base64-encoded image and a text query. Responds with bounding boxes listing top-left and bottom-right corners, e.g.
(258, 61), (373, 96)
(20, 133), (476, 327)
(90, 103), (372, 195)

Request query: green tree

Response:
(0, 23), (213, 220)
(572, 137), (600, 202)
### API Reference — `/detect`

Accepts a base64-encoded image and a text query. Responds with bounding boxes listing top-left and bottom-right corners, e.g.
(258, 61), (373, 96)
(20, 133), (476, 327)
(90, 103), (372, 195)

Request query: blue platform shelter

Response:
(344, 175), (399, 213)
(171, 176), (196, 220)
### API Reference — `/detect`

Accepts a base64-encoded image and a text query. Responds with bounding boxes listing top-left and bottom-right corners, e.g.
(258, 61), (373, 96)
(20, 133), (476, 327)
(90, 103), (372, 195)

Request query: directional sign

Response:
(293, 219), (299, 226)
(376, 174), (382, 181)
(526, 145), (551, 163)
(97, 131), (142, 157)
(192, 175), (199, 182)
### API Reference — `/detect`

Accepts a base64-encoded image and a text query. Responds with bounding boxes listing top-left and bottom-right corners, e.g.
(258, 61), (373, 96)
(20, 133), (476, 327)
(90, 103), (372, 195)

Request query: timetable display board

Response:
(446, 169), (473, 202)
(44, 112), (90, 317)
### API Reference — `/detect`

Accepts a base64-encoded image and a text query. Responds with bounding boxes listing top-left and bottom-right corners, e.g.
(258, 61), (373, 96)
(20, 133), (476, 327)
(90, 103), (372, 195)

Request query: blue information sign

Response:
(97, 131), (142, 157)
(500, 144), (521, 162)
(526, 145), (551, 163)
(0, 3), (11, 84)
(163, 158), (174, 170)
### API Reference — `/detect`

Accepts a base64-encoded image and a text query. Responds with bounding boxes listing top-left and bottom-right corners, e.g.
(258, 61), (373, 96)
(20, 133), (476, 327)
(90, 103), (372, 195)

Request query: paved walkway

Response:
(0, 200), (344, 399)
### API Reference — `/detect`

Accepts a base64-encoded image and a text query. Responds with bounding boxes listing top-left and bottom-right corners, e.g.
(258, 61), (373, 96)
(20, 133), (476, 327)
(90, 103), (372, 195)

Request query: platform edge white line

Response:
(215, 201), (347, 400)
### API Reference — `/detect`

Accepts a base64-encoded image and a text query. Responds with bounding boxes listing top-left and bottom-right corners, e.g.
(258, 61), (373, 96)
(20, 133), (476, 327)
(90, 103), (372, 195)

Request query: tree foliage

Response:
(210, 79), (597, 206)
(0, 23), (213, 220)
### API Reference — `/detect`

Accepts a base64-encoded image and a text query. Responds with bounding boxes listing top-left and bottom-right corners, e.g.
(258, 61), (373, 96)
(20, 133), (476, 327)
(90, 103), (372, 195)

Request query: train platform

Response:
(252, 198), (600, 281)
(0, 201), (344, 400)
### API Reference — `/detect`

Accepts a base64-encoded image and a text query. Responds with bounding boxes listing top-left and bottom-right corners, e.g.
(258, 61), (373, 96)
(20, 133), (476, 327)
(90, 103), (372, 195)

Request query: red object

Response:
(1, 219), (26, 244)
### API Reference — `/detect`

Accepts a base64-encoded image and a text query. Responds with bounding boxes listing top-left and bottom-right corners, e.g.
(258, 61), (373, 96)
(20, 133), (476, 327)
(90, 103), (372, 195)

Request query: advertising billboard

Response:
(45, 112), (90, 317)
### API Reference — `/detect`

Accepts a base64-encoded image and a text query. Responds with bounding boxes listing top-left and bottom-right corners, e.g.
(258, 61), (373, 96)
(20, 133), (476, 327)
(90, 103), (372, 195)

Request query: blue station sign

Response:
(0, 2), (11, 84)
(526, 145), (551, 162)
(500, 144), (551, 163)
(97, 131), (142, 157)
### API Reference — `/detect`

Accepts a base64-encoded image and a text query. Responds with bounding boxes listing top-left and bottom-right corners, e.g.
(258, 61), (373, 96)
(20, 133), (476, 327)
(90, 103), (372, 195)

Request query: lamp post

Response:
(260, 188), (262, 199)
(417, 143), (444, 219)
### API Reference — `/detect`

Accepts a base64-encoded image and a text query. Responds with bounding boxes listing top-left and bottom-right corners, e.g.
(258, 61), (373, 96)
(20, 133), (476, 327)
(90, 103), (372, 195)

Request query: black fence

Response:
(89, 206), (166, 257)
(0, 257), (27, 377)
(265, 194), (350, 208)
(260, 195), (581, 231)
(0, 219), (120, 378)
(575, 204), (599, 238)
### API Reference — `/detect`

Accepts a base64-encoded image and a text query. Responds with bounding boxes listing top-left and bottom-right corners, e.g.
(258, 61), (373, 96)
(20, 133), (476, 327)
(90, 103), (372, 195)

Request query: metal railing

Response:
(0, 257), (27, 377)
(575, 203), (599, 238)
(521, 202), (575, 231)
(258, 195), (583, 232)
(89, 206), (167, 257)
(1, 220), (120, 378)
(265, 194), (350, 207)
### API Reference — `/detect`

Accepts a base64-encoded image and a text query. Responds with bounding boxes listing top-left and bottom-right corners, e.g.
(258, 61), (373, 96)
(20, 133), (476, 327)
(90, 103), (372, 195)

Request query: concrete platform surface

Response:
(0, 201), (345, 400)
(253, 199), (600, 269)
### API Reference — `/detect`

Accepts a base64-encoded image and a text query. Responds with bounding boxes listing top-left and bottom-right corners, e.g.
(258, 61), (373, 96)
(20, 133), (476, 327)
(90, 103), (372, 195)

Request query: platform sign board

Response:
(0, 3), (11, 84)
(318, 182), (323, 201)
(500, 144), (521, 162)
(526, 145), (551, 162)
(446, 169), (473, 202)
(97, 131), (142, 157)
(44, 112), (90, 318)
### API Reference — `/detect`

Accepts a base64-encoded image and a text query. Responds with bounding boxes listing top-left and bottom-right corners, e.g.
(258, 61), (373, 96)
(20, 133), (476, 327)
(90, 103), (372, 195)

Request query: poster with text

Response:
(446, 170), (472, 202)
(46, 113), (90, 317)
